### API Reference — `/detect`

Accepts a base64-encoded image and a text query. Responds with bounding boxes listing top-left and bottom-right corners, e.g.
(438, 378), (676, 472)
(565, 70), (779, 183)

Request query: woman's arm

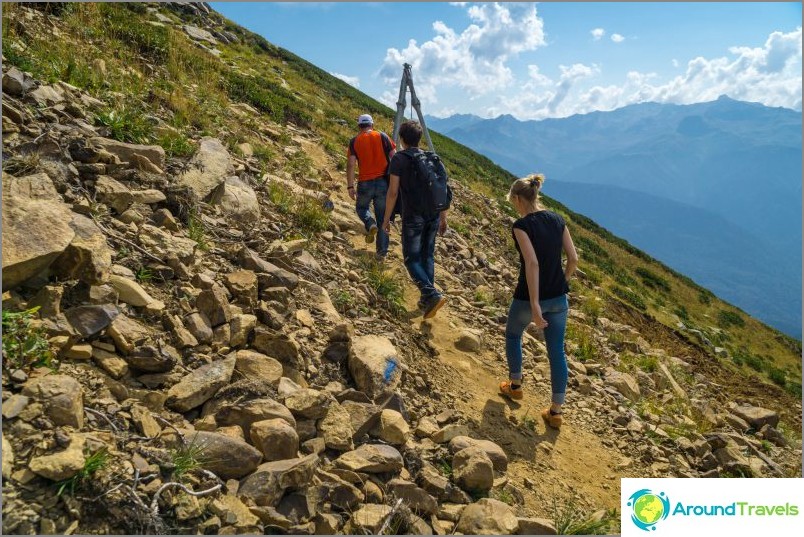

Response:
(562, 227), (579, 281)
(514, 228), (547, 327)
(381, 174), (400, 233)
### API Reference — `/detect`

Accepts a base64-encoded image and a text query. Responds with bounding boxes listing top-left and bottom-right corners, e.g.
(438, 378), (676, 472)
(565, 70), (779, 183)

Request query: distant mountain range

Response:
(428, 97), (802, 338)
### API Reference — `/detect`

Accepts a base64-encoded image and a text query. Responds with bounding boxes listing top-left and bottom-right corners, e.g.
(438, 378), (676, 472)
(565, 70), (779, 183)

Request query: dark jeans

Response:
(355, 177), (389, 256)
(506, 295), (569, 404)
(402, 213), (440, 303)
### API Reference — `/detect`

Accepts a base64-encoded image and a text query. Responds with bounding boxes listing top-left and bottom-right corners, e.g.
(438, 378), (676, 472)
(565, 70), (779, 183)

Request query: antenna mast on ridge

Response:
(392, 63), (435, 153)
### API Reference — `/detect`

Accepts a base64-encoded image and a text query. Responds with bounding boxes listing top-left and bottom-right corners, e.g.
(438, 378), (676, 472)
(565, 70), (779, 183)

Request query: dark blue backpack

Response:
(406, 148), (452, 216)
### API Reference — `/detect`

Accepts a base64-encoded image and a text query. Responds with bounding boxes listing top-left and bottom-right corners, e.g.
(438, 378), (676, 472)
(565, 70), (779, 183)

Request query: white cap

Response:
(357, 114), (373, 126)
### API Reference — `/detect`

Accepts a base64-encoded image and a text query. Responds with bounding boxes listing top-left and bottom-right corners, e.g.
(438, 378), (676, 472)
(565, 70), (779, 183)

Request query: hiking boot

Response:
(375, 252), (387, 263)
(541, 408), (563, 429)
(366, 224), (378, 244)
(423, 294), (446, 319)
(499, 380), (523, 401)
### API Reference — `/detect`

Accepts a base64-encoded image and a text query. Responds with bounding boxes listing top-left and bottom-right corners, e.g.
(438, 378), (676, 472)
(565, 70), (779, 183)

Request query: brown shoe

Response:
(541, 408), (563, 429)
(499, 381), (523, 401)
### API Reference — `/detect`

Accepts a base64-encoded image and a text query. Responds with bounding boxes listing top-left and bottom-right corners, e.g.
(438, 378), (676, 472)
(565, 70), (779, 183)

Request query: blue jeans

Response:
(402, 213), (440, 303)
(355, 178), (389, 256)
(506, 294), (569, 405)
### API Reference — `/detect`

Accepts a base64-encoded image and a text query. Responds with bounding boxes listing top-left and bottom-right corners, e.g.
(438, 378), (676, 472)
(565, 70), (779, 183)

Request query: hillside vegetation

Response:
(2, 3), (801, 535)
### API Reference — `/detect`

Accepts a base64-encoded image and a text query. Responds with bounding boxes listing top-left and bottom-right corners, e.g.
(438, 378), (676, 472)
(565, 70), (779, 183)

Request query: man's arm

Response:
(381, 174), (400, 233)
(346, 154), (358, 200)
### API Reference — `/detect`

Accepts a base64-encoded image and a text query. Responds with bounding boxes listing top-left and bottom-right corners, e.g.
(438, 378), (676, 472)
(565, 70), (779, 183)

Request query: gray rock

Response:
(605, 368), (641, 401)
(95, 175), (133, 214)
(284, 388), (331, 420)
(125, 344), (178, 373)
(517, 517), (557, 535)
(196, 284), (232, 327)
(210, 177), (261, 227)
(166, 356), (236, 412)
(3, 67), (35, 96)
(387, 479), (439, 515)
(229, 314), (257, 347)
(371, 409), (410, 445)
(455, 498), (519, 535)
(178, 137), (233, 200)
(164, 429), (261, 480)
(335, 444), (403, 473)
(318, 401), (354, 451)
(238, 454), (319, 507)
(108, 274), (155, 307)
(238, 247), (299, 290)
(453, 446), (494, 493)
(107, 314), (150, 355)
(455, 329), (482, 352)
(21, 375), (83, 428)
(448, 436), (508, 472)
(348, 335), (402, 399)
(184, 312), (213, 344)
(183, 24), (217, 44)
(234, 350), (283, 385)
(52, 214), (113, 285)
(2, 173), (76, 289)
(90, 137), (165, 170)
(350, 504), (392, 534)
(340, 400), (382, 440)
(64, 304), (119, 338)
(251, 418), (299, 461)
(731, 405), (779, 430)
(215, 398), (296, 442)
(225, 270), (258, 308)
(252, 327), (302, 368)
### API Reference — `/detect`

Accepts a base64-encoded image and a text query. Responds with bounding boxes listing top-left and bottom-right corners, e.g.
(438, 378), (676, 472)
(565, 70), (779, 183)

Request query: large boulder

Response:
(165, 356), (236, 412)
(90, 136), (165, 170)
(448, 436), (508, 473)
(731, 405), (779, 430)
(284, 389), (331, 420)
(605, 369), (641, 401)
(29, 442), (86, 481)
(234, 350), (283, 385)
(453, 447), (494, 493)
(250, 419), (299, 461)
(21, 375), (84, 428)
(2, 173), (75, 289)
(455, 498), (519, 535)
(252, 327), (302, 369)
(177, 138), (233, 200)
(163, 430), (262, 480)
(137, 224), (197, 265)
(238, 454), (319, 507)
(237, 247), (299, 290)
(94, 175), (133, 214)
(107, 314), (151, 355)
(371, 409), (410, 445)
(196, 284), (232, 328)
(52, 214), (113, 285)
(335, 444), (403, 473)
(214, 398), (296, 442)
(348, 335), (402, 399)
(387, 479), (438, 516)
(3, 67), (35, 96)
(210, 177), (261, 227)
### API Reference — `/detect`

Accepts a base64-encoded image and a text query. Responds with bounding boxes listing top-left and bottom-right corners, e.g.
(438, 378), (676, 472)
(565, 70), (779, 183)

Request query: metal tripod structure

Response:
(392, 63), (435, 153)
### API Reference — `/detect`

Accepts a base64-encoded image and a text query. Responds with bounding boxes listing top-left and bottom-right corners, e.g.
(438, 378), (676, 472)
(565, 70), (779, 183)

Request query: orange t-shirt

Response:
(347, 130), (396, 181)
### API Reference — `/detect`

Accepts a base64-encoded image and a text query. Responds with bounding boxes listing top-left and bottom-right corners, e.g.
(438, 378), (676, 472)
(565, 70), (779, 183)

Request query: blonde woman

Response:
(499, 174), (579, 429)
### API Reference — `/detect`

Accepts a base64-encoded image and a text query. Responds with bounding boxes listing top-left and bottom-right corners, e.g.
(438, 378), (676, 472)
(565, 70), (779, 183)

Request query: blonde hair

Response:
(508, 173), (545, 211)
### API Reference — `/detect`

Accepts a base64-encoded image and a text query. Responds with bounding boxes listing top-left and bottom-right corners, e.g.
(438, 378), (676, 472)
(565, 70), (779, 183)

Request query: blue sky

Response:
(211, 2), (802, 119)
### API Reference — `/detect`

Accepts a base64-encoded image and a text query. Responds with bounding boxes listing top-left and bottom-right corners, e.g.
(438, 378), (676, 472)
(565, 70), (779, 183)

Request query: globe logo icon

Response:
(627, 489), (670, 531)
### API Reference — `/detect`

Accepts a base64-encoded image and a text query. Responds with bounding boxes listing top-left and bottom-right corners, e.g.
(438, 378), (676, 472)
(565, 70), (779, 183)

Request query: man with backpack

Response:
(381, 120), (451, 319)
(346, 114), (396, 260)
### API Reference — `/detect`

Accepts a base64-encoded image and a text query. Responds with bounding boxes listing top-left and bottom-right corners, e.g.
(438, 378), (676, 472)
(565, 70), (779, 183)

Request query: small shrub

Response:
(331, 290), (355, 313)
(767, 366), (787, 386)
(717, 310), (745, 329)
(267, 181), (294, 214)
(553, 497), (619, 535)
(491, 487), (516, 506)
(361, 258), (405, 316)
(170, 439), (206, 480)
(674, 306), (689, 321)
(2, 153), (40, 175)
(294, 198), (330, 235)
(2, 307), (53, 372)
(95, 105), (153, 144)
(187, 209), (209, 251)
(56, 448), (110, 496)
(611, 285), (646, 311)
(135, 266), (153, 283)
(698, 291), (713, 305)
(635, 267), (671, 292)
(157, 131), (195, 158)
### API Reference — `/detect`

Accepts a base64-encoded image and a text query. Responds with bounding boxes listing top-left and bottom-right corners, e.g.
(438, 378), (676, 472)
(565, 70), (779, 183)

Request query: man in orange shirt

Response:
(346, 114), (396, 260)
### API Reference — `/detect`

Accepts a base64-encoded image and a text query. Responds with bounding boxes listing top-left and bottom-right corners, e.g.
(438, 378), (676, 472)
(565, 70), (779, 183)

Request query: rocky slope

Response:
(2, 3), (802, 535)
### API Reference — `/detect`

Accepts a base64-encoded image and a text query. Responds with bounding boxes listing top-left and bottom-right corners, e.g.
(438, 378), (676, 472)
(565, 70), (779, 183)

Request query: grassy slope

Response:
(2, 2), (800, 396)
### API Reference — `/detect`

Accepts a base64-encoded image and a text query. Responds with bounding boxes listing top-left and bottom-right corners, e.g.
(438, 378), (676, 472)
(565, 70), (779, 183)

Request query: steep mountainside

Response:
(427, 99), (803, 338)
(2, 3), (802, 535)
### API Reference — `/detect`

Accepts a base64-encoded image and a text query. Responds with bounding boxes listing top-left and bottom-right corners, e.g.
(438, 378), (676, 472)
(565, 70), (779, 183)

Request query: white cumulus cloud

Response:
(379, 2), (546, 103)
(611, 33), (625, 43)
(591, 28), (605, 40)
(331, 72), (360, 88)
(489, 27), (802, 119)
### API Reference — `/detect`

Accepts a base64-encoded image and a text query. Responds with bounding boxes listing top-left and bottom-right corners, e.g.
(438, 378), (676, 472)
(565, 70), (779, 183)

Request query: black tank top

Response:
(511, 210), (569, 301)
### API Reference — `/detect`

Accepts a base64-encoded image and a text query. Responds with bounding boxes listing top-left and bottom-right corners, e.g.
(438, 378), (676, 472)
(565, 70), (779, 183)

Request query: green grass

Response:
(718, 309), (745, 328)
(491, 487), (516, 506)
(331, 289), (355, 313)
(135, 266), (153, 283)
(360, 257), (405, 316)
(2, 153), (40, 176)
(95, 105), (154, 144)
(56, 448), (110, 497)
(267, 181), (295, 214)
(2, 307), (53, 372)
(170, 439), (206, 480)
(157, 130), (195, 158)
(552, 498), (619, 535)
(610, 285), (647, 311)
(293, 198), (330, 235)
(187, 209), (210, 251)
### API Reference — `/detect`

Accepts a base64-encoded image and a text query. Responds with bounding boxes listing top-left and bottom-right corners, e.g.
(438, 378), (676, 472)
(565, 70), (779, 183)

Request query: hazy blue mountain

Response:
(543, 181), (801, 338)
(430, 98), (802, 337)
